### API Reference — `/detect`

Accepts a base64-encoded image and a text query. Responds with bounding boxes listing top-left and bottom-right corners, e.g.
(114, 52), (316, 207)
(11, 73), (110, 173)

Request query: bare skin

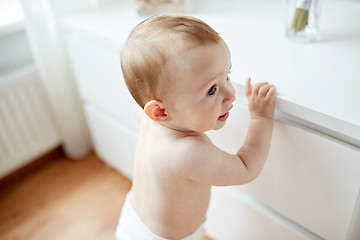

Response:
(129, 40), (276, 239)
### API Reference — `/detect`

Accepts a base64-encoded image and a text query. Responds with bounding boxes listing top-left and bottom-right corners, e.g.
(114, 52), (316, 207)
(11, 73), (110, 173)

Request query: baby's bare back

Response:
(129, 119), (211, 239)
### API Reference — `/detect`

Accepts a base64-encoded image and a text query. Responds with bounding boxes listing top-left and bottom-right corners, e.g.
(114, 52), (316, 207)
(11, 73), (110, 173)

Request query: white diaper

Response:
(115, 195), (206, 240)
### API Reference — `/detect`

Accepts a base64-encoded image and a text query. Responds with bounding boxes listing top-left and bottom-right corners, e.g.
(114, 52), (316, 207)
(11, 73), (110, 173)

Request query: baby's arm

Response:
(178, 78), (275, 186)
(236, 78), (275, 181)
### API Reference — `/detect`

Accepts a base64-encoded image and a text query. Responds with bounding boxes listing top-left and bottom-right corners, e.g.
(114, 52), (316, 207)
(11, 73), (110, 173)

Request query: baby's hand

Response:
(245, 78), (276, 120)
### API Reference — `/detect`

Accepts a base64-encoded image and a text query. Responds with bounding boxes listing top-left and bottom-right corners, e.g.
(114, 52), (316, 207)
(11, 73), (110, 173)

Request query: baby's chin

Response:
(212, 121), (227, 131)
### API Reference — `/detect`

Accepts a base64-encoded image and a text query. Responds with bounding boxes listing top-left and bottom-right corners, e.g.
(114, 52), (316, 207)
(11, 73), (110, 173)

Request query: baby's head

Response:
(121, 15), (221, 109)
(121, 15), (235, 132)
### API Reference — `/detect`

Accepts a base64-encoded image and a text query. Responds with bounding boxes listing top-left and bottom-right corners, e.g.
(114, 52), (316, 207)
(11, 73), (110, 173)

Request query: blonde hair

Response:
(120, 15), (221, 108)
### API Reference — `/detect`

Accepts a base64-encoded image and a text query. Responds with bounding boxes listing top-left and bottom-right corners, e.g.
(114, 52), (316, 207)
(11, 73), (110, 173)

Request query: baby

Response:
(116, 15), (276, 240)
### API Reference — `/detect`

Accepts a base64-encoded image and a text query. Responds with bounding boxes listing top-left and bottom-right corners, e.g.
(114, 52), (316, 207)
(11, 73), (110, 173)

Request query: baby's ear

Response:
(144, 100), (170, 122)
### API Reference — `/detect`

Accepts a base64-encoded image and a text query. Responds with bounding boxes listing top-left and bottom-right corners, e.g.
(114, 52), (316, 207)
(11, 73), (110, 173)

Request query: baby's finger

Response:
(252, 82), (268, 96)
(259, 84), (273, 97)
(245, 77), (252, 98)
(265, 86), (276, 101)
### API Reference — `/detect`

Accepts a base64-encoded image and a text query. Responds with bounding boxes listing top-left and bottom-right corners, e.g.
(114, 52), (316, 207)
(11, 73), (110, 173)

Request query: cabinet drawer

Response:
(205, 187), (311, 240)
(84, 104), (137, 179)
(207, 101), (360, 240)
(66, 34), (138, 131)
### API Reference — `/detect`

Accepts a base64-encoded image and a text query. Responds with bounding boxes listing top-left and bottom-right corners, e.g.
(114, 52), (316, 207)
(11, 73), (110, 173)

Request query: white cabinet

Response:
(205, 187), (312, 240)
(65, 34), (138, 179)
(65, 34), (138, 131)
(84, 104), (136, 179)
(206, 91), (360, 240)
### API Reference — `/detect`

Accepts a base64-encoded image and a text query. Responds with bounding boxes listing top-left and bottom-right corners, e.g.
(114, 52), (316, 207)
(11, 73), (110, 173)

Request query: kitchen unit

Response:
(61, 0), (360, 239)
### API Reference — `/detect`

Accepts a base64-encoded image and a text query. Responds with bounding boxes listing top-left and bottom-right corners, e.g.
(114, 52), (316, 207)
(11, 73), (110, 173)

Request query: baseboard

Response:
(0, 145), (64, 190)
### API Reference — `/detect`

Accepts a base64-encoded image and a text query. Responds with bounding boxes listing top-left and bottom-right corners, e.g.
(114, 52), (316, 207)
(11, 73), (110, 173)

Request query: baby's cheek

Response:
(196, 117), (214, 132)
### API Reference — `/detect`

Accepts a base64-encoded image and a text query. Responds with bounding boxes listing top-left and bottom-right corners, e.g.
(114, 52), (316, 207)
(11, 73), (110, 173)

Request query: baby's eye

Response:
(207, 85), (217, 96)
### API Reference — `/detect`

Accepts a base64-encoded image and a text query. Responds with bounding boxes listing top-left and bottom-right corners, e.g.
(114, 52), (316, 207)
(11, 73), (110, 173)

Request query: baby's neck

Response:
(152, 120), (203, 138)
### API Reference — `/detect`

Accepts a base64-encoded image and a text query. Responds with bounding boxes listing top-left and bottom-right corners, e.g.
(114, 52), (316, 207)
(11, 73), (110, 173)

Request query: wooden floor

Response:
(0, 152), (211, 240)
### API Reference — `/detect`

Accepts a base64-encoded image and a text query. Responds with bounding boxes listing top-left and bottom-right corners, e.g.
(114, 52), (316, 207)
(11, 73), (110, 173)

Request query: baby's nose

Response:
(223, 84), (236, 104)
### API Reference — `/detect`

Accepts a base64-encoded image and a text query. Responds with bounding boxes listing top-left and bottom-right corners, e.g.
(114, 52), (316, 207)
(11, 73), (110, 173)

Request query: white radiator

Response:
(0, 66), (61, 178)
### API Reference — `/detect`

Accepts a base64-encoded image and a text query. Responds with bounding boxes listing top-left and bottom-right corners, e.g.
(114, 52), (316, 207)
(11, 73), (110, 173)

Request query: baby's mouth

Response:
(218, 112), (229, 122)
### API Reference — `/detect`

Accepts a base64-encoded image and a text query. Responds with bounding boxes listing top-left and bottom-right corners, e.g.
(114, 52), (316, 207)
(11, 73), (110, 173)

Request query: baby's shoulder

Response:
(182, 132), (211, 145)
(165, 133), (219, 178)
(170, 133), (214, 159)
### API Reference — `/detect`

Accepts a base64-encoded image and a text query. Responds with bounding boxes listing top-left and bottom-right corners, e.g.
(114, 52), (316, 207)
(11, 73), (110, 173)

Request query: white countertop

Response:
(61, 0), (360, 147)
